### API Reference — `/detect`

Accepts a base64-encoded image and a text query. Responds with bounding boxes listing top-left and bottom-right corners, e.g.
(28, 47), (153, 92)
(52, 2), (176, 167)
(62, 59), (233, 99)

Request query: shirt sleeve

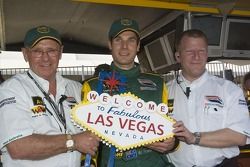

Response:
(162, 82), (168, 104)
(225, 83), (249, 136)
(81, 81), (92, 102)
(0, 86), (34, 149)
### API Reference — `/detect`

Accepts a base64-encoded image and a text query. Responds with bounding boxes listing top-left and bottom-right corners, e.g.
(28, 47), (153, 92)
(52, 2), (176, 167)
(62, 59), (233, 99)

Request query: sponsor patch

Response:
(167, 99), (174, 116)
(238, 99), (247, 106)
(205, 96), (224, 108)
(123, 149), (138, 161)
(32, 96), (44, 105)
(138, 78), (157, 91)
(0, 97), (16, 108)
(66, 96), (77, 103)
(3, 134), (23, 146)
(31, 96), (46, 113)
(31, 105), (46, 113)
(66, 96), (78, 108)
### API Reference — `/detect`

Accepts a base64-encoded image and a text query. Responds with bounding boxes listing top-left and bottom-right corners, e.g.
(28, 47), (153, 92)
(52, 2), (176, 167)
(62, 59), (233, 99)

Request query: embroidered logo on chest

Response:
(31, 96), (46, 113)
(137, 78), (157, 91)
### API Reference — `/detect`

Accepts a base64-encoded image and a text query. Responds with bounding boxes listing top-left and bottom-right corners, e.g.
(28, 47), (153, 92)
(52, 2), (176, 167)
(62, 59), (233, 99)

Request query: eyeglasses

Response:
(29, 48), (60, 58)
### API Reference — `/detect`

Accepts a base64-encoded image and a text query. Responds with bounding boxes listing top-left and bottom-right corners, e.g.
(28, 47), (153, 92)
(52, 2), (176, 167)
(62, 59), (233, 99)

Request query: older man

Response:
(0, 25), (99, 167)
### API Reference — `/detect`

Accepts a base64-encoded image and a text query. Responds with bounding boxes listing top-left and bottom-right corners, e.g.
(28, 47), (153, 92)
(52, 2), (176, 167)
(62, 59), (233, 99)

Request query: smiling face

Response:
(109, 31), (140, 70)
(22, 39), (63, 82)
(175, 35), (208, 82)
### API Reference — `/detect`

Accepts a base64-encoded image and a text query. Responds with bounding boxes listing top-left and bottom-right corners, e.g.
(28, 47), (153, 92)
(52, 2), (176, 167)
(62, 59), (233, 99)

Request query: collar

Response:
(27, 69), (66, 99)
(180, 70), (209, 88)
(111, 62), (140, 78)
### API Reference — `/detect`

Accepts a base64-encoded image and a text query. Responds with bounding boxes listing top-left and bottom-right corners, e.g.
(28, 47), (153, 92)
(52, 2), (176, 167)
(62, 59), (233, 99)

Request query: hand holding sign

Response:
(73, 131), (100, 156)
(71, 91), (175, 151)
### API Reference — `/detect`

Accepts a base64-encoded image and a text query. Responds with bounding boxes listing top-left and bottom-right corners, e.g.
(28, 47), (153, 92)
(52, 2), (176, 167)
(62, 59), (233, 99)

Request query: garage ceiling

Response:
(1, 0), (250, 54)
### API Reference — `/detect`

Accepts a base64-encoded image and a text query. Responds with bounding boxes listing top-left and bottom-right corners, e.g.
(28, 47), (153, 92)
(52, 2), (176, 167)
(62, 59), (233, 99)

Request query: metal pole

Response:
(0, 0), (6, 51)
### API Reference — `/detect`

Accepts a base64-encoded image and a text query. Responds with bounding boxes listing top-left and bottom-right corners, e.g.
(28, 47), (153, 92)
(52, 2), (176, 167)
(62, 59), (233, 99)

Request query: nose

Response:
(121, 41), (128, 49)
(193, 51), (200, 60)
(41, 51), (50, 61)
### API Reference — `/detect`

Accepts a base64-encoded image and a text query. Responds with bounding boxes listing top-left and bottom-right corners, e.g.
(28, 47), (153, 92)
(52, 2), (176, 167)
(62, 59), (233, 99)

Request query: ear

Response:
(22, 48), (29, 62)
(59, 45), (64, 60)
(136, 41), (140, 52)
(175, 52), (181, 63)
(108, 41), (112, 50)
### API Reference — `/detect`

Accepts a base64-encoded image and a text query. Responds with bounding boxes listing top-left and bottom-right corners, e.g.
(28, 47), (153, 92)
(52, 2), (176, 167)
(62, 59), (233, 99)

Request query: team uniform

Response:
(0, 70), (82, 167)
(167, 71), (250, 167)
(82, 62), (174, 167)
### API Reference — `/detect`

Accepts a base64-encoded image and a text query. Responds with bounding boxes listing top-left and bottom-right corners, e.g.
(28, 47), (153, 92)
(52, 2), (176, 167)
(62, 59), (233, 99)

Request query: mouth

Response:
(40, 64), (51, 67)
(119, 52), (129, 56)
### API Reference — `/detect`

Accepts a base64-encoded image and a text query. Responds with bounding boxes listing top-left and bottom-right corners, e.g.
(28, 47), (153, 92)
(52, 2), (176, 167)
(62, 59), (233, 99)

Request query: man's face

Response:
(175, 36), (208, 81)
(22, 39), (62, 81)
(109, 31), (140, 70)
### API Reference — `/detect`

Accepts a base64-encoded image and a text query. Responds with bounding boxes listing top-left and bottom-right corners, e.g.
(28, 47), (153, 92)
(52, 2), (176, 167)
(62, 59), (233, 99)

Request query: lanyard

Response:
(27, 72), (67, 133)
(176, 74), (191, 99)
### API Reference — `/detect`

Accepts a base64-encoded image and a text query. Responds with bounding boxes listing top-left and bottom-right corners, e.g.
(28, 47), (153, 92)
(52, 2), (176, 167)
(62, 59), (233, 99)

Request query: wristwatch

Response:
(193, 132), (201, 145)
(66, 134), (74, 152)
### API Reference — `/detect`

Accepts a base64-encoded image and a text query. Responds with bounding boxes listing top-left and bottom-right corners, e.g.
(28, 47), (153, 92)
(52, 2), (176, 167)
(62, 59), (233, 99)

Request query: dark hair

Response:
(243, 72), (250, 90)
(0, 71), (4, 84)
(175, 29), (208, 51)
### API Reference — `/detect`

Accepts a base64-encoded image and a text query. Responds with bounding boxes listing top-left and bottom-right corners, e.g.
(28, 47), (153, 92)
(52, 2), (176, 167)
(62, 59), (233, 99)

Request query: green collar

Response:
(111, 62), (140, 78)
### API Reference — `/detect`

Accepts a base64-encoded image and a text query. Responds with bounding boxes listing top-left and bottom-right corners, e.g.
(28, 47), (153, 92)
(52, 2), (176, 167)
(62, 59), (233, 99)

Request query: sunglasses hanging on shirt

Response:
(27, 72), (67, 133)
(176, 74), (191, 99)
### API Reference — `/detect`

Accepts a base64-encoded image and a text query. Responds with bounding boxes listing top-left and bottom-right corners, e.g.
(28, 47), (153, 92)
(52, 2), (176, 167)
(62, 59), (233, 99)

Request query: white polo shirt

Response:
(0, 70), (82, 167)
(167, 71), (250, 167)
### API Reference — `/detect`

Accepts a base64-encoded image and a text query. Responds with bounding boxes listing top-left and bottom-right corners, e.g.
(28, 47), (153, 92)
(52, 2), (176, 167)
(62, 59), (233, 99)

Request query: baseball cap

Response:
(24, 25), (62, 48)
(108, 18), (140, 40)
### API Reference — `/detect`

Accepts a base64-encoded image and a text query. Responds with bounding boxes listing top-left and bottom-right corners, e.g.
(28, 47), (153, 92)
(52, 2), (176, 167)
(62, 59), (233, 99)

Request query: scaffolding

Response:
(0, 65), (96, 82)
(1, 62), (250, 85)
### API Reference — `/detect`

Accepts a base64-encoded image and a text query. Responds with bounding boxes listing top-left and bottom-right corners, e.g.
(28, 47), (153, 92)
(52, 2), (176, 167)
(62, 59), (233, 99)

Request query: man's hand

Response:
(73, 131), (100, 156)
(173, 121), (195, 145)
(146, 137), (175, 153)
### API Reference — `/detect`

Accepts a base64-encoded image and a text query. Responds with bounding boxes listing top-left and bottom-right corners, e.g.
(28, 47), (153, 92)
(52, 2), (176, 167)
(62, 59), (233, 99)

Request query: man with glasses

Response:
(0, 25), (99, 167)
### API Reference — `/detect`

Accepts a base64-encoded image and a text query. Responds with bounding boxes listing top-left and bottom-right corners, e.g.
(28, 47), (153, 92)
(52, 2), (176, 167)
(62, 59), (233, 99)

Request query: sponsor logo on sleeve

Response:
(0, 97), (16, 108)
(238, 99), (247, 106)
(3, 134), (23, 146)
